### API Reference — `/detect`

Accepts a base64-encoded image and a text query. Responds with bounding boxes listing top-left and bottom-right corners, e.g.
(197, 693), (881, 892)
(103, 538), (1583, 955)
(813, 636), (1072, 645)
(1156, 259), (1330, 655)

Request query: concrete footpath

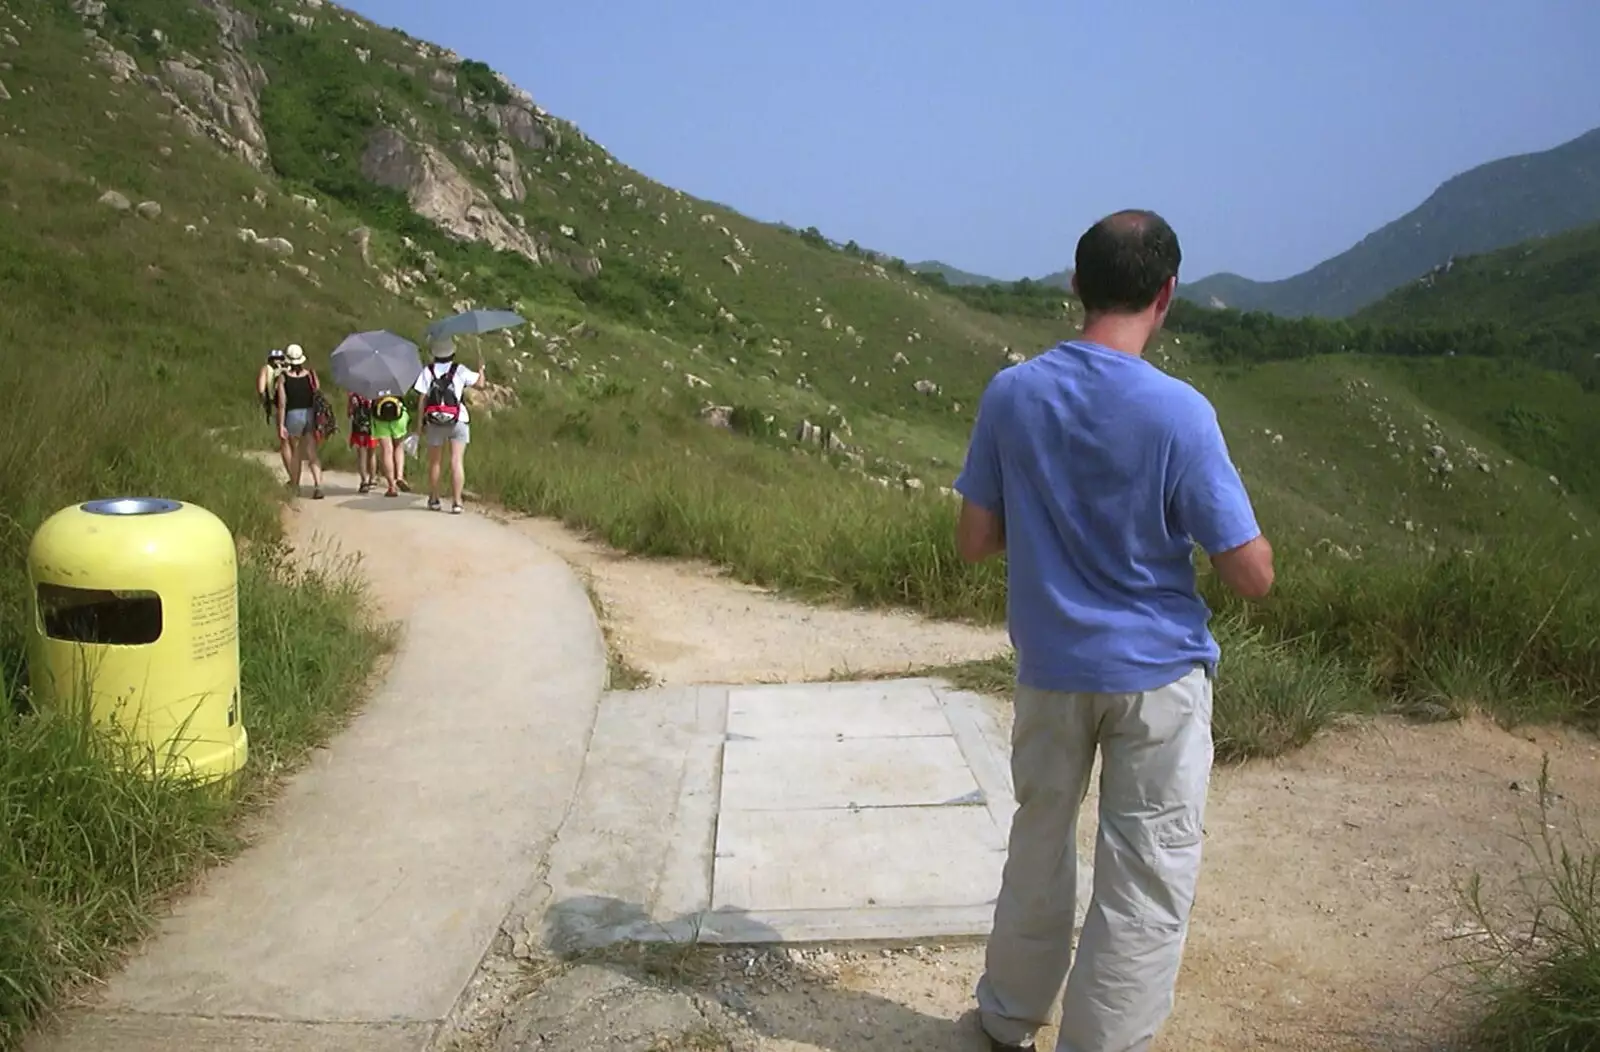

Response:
(30, 472), (609, 1052)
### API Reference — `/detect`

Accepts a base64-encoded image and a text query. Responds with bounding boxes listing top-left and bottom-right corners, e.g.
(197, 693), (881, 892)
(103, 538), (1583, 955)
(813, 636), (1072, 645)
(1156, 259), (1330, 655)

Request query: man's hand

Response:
(956, 499), (1006, 563)
(278, 426), (288, 441)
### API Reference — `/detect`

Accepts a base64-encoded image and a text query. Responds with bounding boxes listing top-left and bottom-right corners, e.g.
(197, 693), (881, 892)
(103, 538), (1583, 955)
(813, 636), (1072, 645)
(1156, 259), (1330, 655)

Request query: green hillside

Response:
(1179, 126), (1600, 318)
(1357, 220), (1600, 331)
(2, 0), (1600, 1044)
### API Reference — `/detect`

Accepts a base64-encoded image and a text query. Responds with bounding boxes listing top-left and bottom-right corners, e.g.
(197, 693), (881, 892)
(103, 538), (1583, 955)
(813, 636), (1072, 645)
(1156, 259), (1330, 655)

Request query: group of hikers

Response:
(255, 337), (486, 514)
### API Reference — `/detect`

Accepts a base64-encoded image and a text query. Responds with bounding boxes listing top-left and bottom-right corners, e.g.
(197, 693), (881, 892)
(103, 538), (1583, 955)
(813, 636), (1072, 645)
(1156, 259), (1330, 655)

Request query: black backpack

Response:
(373, 392), (404, 422)
(421, 363), (461, 426)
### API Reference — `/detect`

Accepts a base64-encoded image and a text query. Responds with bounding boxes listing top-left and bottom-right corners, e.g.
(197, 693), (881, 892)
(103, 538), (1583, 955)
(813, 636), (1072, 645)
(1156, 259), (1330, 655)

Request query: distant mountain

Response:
(1178, 126), (1600, 318)
(910, 261), (1075, 290)
(1356, 220), (1600, 332)
(908, 261), (1000, 287)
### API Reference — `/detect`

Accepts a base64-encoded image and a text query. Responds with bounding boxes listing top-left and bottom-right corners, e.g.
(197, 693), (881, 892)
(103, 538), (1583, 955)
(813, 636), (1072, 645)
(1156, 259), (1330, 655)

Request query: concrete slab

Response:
(713, 804), (1007, 911)
(722, 736), (983, 810)
(539, 678), (1094, 950)
(32, 474), (609, 1051)
(726, 681), (951, 739)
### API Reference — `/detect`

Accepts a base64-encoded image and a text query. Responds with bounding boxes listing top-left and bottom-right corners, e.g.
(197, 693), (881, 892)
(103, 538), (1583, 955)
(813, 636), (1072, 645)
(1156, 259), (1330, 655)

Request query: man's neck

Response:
(1079, 314), (1152, 358)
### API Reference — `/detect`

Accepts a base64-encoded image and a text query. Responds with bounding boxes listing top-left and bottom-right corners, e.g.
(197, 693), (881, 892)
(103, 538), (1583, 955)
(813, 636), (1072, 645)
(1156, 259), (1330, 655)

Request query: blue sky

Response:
(342, 1), (1599, 283)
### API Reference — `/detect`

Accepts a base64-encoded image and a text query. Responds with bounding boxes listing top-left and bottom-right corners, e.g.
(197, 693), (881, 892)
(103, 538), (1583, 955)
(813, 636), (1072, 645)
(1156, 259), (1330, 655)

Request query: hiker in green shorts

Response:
(370, 389), (413, 498)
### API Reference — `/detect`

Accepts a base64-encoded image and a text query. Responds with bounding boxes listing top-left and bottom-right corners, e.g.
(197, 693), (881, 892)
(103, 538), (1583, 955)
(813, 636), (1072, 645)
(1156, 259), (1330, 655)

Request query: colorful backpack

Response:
(421, 363), (462, 426)
(373, 392), (405, 423)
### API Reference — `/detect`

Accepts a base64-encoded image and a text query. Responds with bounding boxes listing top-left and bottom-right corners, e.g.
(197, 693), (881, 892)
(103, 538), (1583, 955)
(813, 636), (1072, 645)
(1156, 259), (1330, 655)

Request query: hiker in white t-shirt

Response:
(411, 337), (483, 515)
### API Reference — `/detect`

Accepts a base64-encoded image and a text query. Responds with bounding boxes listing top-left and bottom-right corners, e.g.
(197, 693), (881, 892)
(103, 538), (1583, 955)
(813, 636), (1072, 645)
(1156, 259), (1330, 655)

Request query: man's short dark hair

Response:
(1073, 210), (1182, 315)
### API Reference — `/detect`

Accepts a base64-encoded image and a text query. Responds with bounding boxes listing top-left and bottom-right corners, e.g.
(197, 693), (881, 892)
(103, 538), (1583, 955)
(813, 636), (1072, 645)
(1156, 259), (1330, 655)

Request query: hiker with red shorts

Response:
(347, 391), (377, 493)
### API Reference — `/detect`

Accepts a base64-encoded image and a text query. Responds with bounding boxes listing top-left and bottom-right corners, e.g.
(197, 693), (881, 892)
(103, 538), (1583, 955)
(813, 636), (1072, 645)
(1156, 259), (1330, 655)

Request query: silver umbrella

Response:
(425, 308), (525, 343)
(330, 330), (423, 399)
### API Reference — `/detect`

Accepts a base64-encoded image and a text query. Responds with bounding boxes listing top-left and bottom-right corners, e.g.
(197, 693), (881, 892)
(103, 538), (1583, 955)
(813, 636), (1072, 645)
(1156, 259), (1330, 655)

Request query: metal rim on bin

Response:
(80, 498), (184, 517)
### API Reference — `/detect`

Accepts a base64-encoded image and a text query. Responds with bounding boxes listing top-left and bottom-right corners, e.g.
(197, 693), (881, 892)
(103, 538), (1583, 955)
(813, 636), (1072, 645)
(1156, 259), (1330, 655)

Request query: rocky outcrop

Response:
(493, 101), (551, 151)
(436, 71), (558, 153)
(359, 127), (549, 265)
(73, 0), (270, 170)
(491, 139), (525, 202)
(158, 0), (269, 172)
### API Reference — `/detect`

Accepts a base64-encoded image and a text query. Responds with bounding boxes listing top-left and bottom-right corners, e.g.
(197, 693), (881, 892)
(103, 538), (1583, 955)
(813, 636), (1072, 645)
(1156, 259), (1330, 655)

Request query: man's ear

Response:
(1154, 275), (1177, 314)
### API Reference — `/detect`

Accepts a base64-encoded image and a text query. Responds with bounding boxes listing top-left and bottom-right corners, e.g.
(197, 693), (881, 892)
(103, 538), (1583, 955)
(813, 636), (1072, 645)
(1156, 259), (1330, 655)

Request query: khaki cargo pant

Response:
(977, 666), (1214, 1052)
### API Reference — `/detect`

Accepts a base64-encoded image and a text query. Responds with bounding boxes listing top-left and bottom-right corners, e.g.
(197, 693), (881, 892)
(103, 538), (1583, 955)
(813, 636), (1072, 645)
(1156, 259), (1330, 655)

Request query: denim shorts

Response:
(283, 408), (313, 437)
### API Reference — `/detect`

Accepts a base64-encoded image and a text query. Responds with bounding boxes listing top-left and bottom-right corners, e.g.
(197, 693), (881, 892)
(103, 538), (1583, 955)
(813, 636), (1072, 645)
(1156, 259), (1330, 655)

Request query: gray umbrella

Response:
(425, 308), (525, 343)
(330, 330), (423, 399)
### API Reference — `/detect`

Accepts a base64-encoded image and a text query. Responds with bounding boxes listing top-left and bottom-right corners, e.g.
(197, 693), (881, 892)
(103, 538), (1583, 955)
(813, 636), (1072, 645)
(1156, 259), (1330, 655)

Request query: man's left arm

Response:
(954, 380), (1006, 563)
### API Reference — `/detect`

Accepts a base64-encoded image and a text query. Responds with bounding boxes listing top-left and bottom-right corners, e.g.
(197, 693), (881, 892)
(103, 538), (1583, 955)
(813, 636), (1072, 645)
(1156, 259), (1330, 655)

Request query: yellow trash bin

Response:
(26, 497), (248, 784)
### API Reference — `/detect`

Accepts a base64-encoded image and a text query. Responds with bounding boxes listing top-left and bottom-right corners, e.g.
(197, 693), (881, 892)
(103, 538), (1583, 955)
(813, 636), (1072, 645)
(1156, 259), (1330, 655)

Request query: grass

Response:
(1456, 757), (1600, 1051)
(473, 383), (1007, 622)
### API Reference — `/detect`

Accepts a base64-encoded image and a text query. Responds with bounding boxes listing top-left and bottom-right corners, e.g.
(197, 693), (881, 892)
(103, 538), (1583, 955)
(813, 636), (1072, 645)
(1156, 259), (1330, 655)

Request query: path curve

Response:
(507, 516), (1010, 685)
(37, 469), (607, 1051)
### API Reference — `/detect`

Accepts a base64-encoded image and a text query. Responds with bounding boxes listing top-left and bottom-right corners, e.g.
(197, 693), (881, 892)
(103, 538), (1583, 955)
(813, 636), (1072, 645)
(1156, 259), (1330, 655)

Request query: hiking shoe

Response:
(428, 497), (442, 511)
(451, 503), (463, 515)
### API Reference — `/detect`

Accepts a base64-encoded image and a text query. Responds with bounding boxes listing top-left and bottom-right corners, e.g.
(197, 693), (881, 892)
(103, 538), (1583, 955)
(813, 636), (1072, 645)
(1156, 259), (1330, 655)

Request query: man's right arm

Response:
(953, 376), (1007, 563)
(1210, 534), (1274, 600)
(1172, 405), (1274, 600)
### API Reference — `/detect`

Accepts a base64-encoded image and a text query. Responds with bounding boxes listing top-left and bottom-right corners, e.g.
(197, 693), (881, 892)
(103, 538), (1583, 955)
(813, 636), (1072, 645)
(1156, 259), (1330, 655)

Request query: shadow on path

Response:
(537, 895), (995, 1051)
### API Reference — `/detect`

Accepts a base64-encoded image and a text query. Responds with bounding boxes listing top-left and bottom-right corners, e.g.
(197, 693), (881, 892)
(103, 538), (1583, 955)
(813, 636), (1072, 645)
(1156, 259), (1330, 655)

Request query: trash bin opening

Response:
(37, 584), (163, 645)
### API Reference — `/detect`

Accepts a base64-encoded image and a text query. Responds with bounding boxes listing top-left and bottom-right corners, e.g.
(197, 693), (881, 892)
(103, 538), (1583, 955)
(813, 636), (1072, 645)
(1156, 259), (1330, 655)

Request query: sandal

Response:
(384, 487), (398, 498)
(312, 488), (325, 500)
(428, 497), (442, 511)
(397, 478), (412, 493)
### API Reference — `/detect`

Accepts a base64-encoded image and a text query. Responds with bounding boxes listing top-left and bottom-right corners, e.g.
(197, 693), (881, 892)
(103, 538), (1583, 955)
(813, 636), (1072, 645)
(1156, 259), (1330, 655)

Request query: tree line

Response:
(912, 270), (1600, 390)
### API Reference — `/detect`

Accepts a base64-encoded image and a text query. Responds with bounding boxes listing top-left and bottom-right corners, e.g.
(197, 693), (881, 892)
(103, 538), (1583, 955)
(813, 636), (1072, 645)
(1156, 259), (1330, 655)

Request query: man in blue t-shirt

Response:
(955, 210), (1274, 1052)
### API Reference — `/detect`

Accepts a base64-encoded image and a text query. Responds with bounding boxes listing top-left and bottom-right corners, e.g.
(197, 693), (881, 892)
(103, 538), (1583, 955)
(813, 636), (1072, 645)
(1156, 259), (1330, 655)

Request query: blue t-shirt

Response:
(954, 340), (1261, 694)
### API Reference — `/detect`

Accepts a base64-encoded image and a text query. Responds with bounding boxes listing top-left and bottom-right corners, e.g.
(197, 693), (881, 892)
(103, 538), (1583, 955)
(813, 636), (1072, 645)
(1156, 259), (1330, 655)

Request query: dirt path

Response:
(494, 513), (1600, 1051)
(504, 515), (1009, 685)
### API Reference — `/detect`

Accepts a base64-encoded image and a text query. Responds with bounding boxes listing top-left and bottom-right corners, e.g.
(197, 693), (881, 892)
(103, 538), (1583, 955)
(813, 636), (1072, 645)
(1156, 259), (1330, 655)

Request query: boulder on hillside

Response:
(98, 189), (131, 211)
(359, 127), (549, 266)
(700, 404), (733, 429)
(349, 226), (373, 265)
(491, 139), (524, 202)
(136, 200), (162, 218)
(87, 38), (138, 84)
(466, 380), (517, 418)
